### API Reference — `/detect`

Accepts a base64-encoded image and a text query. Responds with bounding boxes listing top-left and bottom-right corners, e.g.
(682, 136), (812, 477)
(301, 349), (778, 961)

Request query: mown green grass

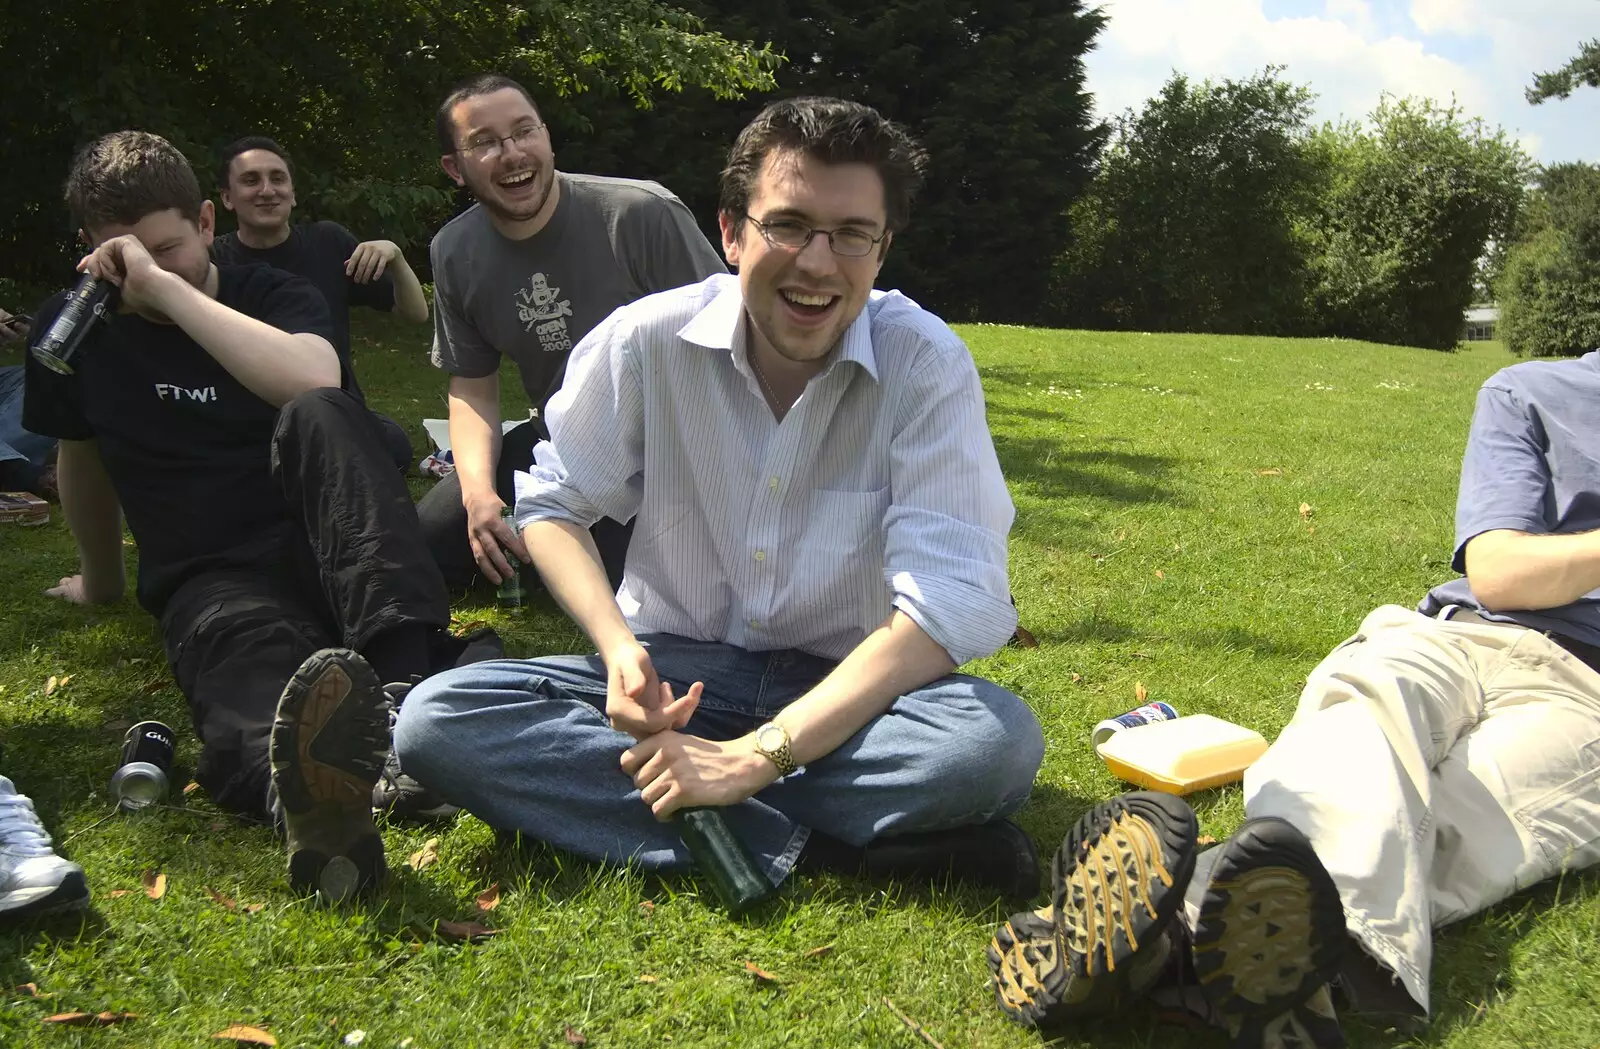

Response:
(3, 316), (1597, 1048)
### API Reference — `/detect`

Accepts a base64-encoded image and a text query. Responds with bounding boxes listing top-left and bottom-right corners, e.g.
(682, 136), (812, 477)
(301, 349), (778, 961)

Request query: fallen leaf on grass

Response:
(107, 889), (131, 898)
(209, 820), (230, 833)
(142, 870), (167, 899)
(44, 675), (58, 696)
(15, 983), (51, 998)
(1070, 673), (1082, 684)
(1009, 625), (1039, 649)
(475, 882), (501, 912)
(212, 1025), (277, 1045)
(638, 974), (659, 983)
(638, 900), (656, 915)
(183, 781), (201, 796)
(408, 837), (440, 870)
(1134, 682), (1148, 703)
(1197, 835), (1218, 846)
(743, 961), (779, 984)
(206, 887), (237, 911)
(564, 1025), (588, 1045)
(1257, 468), (1283, 477)
(42, 1012), (137, 1026)
(435, 919), (498, 943)
(1154, 570), (1165, 580)
(1299, 502), (1313, 519)
(803, 944), (835, 960)
(241, 903), (266, 915)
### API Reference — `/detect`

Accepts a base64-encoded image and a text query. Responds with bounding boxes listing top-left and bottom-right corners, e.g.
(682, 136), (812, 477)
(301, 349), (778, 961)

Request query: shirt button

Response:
(750, 619), (761, 629)
(754, 550), (766, 562)
(768, 476), (779, 490)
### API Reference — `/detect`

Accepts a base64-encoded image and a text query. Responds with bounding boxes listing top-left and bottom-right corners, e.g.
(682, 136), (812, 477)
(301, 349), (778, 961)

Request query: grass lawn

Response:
(4, 316), (1598, 1048)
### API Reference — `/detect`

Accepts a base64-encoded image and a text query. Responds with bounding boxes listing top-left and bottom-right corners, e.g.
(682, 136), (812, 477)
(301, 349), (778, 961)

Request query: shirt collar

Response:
(677, 274), (879, 383)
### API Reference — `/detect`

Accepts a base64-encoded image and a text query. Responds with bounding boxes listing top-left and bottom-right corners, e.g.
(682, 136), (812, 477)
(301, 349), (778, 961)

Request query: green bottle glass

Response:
(675, 807), (774, 915)
(496, 507), (525, 610)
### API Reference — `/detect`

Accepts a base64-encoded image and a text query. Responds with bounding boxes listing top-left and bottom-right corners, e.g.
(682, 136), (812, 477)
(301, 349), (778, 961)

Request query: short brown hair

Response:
(436, 73), (542, 155)
(719, 97), (928, 237)
(64, 131), (204, 234)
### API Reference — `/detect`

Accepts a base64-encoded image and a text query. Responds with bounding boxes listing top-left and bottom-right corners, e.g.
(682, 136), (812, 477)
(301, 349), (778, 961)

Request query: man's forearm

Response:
(390, 255), (430, 324)
(1465, 528), (1600, 612)
(58, 440), (125, 602)
(446, 374), (503, 499)
(773, 611), (956, 767)
(153, 270), (339, 405)
(523, 519), (637, 657)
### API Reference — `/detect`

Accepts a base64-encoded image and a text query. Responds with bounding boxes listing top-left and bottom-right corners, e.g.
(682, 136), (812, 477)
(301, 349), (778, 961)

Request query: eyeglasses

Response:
(457, 123), (545, 162)
(744, 214), (886, 258)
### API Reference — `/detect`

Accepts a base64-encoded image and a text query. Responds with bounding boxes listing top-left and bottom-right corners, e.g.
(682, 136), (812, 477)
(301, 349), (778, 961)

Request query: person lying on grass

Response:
(23, 131), (474, 904)
(989, 348), (1600, 1049)
(394, 96), (1046, 901)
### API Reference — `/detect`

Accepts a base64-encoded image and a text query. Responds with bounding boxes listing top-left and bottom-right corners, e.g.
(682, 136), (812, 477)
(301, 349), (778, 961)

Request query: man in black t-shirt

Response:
(23, 131), (453, 903)
(211, 136), (427, 471)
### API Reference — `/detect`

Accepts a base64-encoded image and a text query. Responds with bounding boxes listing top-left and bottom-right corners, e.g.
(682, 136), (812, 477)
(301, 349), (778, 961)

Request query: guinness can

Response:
(110, 721), (176, 811)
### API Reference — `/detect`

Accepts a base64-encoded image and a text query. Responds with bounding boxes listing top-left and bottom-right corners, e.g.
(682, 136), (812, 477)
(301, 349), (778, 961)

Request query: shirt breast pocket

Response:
(799, 487), (891, 561)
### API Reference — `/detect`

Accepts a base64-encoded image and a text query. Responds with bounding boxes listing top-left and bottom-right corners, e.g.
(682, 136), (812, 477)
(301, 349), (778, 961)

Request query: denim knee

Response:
(918, 677), (1044, 817)
(392, 678), (458, 786)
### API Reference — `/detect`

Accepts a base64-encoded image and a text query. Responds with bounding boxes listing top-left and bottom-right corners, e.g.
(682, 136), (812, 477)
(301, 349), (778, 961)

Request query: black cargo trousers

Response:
(157, 388), (454, 820)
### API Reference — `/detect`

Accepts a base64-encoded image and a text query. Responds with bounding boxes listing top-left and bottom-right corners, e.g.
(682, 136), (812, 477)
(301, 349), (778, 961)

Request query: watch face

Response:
(757, 724), (785, 750)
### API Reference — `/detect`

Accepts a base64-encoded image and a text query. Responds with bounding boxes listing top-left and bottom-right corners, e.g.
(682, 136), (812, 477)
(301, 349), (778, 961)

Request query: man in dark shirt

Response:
(211, 136), (427, 471)
(24, 131), (451, 902)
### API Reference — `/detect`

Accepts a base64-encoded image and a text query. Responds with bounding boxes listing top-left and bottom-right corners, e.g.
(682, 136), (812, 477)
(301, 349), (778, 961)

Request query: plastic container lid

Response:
(1095, 713), (1268, 795)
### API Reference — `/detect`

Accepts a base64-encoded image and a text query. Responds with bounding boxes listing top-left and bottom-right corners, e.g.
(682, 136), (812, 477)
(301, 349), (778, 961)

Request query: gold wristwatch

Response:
(754, 721), (797, 776)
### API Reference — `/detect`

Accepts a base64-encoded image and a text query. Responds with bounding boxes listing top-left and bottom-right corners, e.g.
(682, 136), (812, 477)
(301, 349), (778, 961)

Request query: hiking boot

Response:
(370, 683), (458, 823)
(0, 776), (89, 918)
(270, 649), (390, 903)
(988, 790), (1199, 1027)
(859, 818), (1040, 900)
(1187, 817), (1348, 1048)
(1333, 936), (1427, 1035)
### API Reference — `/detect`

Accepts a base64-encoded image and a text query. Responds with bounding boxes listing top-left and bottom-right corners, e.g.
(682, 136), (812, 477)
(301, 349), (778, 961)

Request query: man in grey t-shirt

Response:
(417, 73), (725, 590)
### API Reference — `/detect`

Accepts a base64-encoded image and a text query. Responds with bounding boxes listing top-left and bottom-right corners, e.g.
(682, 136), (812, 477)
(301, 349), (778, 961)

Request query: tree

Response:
(1052, 69), (1323, 335)
(0, 0), (778, 289)
(562, 0), (1109, 325)
(1497, 163), (1600, 357)
(1305, 98), (1531, 349)
(1527, 39), (1600, 103)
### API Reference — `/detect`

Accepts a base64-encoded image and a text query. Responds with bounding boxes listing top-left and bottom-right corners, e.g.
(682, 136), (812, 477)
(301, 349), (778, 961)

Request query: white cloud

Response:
(1083, 0), (1600, 163)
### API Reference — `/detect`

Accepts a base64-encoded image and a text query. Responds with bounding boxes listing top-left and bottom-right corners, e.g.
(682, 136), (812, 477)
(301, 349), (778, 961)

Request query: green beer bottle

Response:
(496, 507), (525, 610)
(675, 808), (774, 915)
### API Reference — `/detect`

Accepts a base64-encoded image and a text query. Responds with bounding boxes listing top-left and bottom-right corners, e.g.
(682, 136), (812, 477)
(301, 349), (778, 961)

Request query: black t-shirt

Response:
(23, 265), (335, 615)
(213, 221), (395, 397)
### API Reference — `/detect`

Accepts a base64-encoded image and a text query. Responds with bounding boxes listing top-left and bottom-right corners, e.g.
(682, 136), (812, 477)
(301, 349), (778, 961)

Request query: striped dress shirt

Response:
(514, 273), (1017, 665)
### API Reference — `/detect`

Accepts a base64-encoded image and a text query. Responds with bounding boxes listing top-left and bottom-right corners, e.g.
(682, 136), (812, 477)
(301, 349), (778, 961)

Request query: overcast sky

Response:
(1082, 0), (1599, 164)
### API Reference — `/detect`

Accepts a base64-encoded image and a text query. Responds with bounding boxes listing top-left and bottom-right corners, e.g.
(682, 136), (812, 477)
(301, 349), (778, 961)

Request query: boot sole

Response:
(269, 649), (389, 901)
(1192, 817), (1347, 1046)
(987, 791), (1197, 1026)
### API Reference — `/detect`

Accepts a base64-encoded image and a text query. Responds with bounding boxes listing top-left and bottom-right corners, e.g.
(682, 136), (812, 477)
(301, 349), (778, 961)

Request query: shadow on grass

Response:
(1025, 613), (1329, 664)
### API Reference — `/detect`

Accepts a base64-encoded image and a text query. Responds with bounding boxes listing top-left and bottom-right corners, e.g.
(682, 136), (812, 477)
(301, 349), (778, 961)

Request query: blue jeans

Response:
(0, 366), (54, 468)
(394, 634), (1045, 885)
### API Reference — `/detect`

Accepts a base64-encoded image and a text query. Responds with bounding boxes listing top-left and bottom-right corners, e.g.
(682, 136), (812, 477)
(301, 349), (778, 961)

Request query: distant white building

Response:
(1463, 305), (1499, 342)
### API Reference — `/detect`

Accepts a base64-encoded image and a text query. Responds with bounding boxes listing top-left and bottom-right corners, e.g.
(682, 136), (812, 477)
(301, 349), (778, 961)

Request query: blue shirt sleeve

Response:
(1451, 380), (1552, 572)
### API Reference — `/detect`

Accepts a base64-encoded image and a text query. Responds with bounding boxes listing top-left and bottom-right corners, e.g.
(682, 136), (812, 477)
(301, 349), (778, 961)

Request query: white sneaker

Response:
(0, 776), (89, 917)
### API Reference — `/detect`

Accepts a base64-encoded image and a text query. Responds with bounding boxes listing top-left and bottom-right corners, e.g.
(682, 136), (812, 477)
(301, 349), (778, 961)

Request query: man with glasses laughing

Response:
(418, 73), (725, 594)
(393, 97), (1045, 903)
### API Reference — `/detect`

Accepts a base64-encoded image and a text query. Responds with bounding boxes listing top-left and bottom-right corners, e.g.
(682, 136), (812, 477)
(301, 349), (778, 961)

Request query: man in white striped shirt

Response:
(395, 97), (1045, 899)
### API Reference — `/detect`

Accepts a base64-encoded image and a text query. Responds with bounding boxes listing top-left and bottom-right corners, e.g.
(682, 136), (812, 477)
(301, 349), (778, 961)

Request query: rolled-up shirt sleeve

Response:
(1448, 381), (1552, 572)
(883, 340), (1017, 664)
(514, 308), (646, 531)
